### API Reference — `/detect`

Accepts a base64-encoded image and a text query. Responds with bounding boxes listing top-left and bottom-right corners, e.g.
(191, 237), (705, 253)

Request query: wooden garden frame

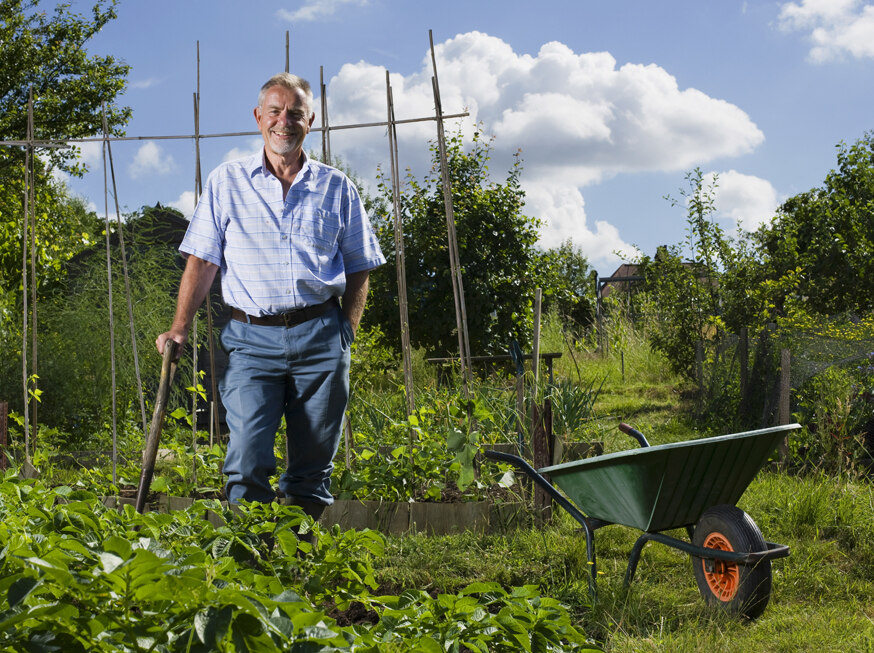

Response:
(1, 30), (472, 478)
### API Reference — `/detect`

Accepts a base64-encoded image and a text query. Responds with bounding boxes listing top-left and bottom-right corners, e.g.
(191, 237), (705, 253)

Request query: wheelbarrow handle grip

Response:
(618, 423), (650, 448)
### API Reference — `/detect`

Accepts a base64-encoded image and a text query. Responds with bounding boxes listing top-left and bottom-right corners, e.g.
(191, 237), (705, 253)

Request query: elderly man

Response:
(156, 73), (385, 519)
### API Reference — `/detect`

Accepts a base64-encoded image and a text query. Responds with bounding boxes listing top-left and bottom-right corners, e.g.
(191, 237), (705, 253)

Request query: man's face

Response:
(254, 85), (314, 157)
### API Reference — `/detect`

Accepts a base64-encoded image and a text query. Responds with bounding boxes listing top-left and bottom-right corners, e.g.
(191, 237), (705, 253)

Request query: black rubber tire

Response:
(691, 504), (772, 619)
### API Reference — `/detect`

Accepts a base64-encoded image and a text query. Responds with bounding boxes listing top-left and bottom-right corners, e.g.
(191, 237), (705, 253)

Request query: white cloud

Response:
(277, 0), (368, 23)
(223, 138), (263, 162)
(779, 0), (874, 61)
(128, 141), (175, 179)
(74, 141), (104, 174)
(323, 31), (763, 265)
(706, 170), (782, 233)
(524, 182), (634, 270)
(129, 78), (161, 89)
(169, 190), (197, 218)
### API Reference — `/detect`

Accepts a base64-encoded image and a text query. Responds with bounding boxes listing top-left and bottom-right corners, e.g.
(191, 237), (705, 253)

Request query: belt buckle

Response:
(281, 308), (302, 327)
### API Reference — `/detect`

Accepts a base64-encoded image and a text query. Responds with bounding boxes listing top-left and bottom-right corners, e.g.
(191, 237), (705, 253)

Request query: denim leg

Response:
(220, 319), (287, 503)
(279, 307), (352, 505)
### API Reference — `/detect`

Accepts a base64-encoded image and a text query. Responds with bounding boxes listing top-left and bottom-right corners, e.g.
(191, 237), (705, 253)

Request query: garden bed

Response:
(102, 493), (527, 535)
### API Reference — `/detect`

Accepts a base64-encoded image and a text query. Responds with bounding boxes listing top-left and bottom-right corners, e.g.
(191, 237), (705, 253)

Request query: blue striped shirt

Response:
(180, 151), (385, 316)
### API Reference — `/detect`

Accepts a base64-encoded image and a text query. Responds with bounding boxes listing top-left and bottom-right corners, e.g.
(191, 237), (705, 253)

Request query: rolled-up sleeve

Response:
(180, 171), (224, 267)
(339, 178), (385, 274)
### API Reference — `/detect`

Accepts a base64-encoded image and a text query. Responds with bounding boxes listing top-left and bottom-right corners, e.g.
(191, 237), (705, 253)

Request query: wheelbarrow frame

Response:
(484, 423), (797, 604)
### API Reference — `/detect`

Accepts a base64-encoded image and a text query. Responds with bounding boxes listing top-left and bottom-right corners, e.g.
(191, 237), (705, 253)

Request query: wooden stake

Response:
(0, 402), (7, 470)
(429, 30), (472, 395)
(778, 348), (791, 465)
(194, 45), (222, 446)
(0, 111), (470, 148)
(101, 117), (119, 485)
(27, 90), (38, 442)
(386, 71), (415, 417)
(533, 287), (542, 387)
(320, 67), (332, 165)
(102, 106), (148, 438)
(21, 88), (32, 463)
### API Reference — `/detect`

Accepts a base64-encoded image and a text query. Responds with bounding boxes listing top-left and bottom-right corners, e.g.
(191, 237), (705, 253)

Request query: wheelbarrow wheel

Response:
(691, 504), (771, 619)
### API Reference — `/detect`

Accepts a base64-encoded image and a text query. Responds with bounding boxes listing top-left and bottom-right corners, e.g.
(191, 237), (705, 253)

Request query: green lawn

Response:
(371, 346), (874, 652)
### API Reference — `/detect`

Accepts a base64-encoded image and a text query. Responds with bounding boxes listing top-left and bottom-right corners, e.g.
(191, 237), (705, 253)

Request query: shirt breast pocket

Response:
(294, 209), (342, 256)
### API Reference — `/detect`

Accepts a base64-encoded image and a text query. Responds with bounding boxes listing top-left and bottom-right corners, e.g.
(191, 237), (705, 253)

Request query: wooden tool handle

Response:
(135, 340), (179, 513)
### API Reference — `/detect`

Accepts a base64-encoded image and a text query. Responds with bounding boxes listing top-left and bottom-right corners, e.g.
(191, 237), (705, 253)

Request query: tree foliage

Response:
(637, 169), (732, 379)
(0, 0), (130, 402)
(0, 0), (130, 297)
(0, 0), (130, 172)
(536, 239), (595, 333)
(366, 130), (542, 357)
(752, 132), (874, 317)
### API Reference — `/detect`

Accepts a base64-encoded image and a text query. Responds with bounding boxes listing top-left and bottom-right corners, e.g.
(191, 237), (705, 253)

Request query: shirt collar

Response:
(252, 149), (312, 183)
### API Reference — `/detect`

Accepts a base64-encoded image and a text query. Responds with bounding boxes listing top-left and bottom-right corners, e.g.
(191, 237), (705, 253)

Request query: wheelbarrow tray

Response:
(539, 424), (799, 532)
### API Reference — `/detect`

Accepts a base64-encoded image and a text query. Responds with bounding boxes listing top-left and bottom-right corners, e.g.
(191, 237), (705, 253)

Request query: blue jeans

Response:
(219, 305), (353, 505)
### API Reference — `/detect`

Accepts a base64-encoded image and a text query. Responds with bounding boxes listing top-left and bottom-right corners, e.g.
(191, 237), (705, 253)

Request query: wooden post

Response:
(531, 399), (553, 524)
(385, 71), (415, 417)
(320, 66), (332, 166)
(532, 288), (542, 387)
(344, 414), (353, 471)
(102, 105), (147, 438)
(778, 348), (791, 464)
(193, 46), (222, 447)
(284, 31), (290, 73)
(595, 273), (605, 355)
(101, 110), (119, 484)
(0, 402), (7, 470)
(430, 30), (472, 394)
(515, 374), (525, 454)
(738, 327), (749, 421)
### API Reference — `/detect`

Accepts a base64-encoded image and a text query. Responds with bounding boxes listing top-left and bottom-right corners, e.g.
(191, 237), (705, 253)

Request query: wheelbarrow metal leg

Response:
(484, 449), (602, 602)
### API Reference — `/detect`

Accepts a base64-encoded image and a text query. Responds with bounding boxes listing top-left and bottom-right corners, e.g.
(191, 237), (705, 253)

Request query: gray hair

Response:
(258, 73), (314, 114)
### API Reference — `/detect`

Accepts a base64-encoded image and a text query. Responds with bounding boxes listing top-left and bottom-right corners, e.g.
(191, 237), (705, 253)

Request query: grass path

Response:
(372, 346), (874, 651)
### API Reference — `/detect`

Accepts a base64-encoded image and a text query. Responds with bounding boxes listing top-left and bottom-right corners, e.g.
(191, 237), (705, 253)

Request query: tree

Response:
(753, 132), (874, 317)
(637, 169), (732, 379)
(0, 0), (130, 297)
(536, 240), (595, 334)
(0, 0), (130, 172)
(365, 130), (542, 357)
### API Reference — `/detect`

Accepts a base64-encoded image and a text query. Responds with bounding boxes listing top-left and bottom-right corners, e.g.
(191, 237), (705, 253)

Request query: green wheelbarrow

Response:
(484, 422), (801, 619)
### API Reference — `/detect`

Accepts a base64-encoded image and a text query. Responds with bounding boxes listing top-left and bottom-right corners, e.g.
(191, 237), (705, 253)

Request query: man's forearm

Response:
(172, 255), (219, 333)
(156, 255), (219, 356)
(341, 270), (370, 334)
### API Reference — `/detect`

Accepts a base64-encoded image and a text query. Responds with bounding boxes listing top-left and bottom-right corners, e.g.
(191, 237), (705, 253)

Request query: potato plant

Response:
(0, 471), (599, 651)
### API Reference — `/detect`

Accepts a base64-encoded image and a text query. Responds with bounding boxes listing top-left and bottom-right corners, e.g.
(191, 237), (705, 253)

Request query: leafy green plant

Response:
(0, 471), (593, 651)
(549, 377), (604, 441)
(793, 365), (870, 473)
(337, 400), (516, 502)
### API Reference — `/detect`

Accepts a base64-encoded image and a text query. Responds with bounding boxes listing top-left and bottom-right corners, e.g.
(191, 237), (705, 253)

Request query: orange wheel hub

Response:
(701, 531), (739, 601)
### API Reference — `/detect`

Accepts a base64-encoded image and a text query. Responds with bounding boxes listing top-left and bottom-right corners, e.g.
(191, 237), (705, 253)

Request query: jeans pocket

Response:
(339, 312), (355, 350)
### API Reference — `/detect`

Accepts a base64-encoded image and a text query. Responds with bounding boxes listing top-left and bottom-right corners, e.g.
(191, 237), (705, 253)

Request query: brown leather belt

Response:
(231, 297), (338, 328)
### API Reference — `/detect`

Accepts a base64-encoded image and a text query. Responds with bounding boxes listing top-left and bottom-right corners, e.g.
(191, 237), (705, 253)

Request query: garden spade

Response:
(135, 339), (179, 513)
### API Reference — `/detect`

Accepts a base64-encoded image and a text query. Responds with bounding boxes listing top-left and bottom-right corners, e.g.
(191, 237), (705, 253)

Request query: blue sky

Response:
(62, 0), (874, 274)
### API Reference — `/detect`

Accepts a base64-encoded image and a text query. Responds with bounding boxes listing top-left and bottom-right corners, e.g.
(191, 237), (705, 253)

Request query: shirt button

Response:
(281, 235), (288, 240)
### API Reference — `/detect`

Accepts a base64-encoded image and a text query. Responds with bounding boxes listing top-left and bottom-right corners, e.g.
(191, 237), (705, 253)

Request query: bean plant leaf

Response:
(8, 575), (40, 607)
(413, 636), (444, 653)
(446, 428), (466, 451)
(212, 536), (232, 558)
